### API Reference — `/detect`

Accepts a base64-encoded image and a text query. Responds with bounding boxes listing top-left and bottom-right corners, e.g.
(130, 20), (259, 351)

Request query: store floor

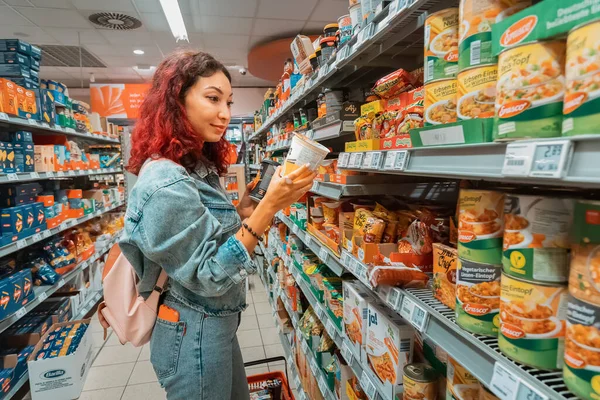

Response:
(75, 274), (298, 399)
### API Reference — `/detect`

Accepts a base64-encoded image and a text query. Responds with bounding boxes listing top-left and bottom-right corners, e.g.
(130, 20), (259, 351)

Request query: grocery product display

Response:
(247, 1), (600, 400)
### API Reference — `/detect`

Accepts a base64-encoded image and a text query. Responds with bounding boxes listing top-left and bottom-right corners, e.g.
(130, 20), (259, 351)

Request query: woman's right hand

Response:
(261, 164), (316, 213)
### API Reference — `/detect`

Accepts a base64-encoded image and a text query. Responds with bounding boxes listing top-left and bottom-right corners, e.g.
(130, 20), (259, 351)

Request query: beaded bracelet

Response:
(242, 222), (264, 242)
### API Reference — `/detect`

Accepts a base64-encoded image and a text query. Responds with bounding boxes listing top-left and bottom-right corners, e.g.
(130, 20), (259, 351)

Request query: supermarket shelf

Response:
(338, 135), (600, 188)
(0, 113), (120, 144)
(5, 288), (106, 400)
(0, 168), (123, 184)
(248, 0), (447, 143)
(0, 232), (121, 335)
(311, 120), (354, 142)
(0, 200), (125, 259)
(309, 180), (414, 200)
(266, 139), (291, 152)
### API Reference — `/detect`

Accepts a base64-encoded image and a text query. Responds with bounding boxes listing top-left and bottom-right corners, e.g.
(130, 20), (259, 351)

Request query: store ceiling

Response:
(0, 0), (350, 88)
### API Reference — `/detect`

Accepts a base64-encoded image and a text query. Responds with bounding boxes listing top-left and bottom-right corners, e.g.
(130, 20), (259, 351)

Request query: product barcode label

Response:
(516, 381), (547, 400)
(427, 59), (434, 82)
(298, 391), (307, 400)
(507, 159), (525, 166)
(360, 371), (377, 400)
(30, 172), (39, 179)
(38, 292), (48, 302)
(42, 230), (52, 238)
(0, 112), (9, 121)
(387, 289), (402, 311)
(400, 296), (429, 332)
(311, 181), (319, 192)
(470, 40), (481, 65)
(353, 153), (364, 168)
(56, 171), (65, 177)
(490, 363), (519, 399)
(59, 222), (68, 231)
(16, 239), (27, 249)
(383, 151), (396, 169)
(341, 341), (354, 365)
(28, 119), (38, 126)
(316, 305), (325, 320)
(318, 247), (328, 263)
(340, 251), (350, 266)
(338, 152), (350, 167)
(7, 173), (18, 181)
(68, 170), (76, 176)
(326, 319), (337, 336)
(15, 307), (26, 319)
(32, 233), (41, 242)
(394, 150), (409, 170)
(370, 152), (383, 169)
(361, 152), (373, 169)
(502, 142), (534, 177)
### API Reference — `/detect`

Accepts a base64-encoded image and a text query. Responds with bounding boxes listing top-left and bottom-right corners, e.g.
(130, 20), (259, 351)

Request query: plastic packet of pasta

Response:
(367, 258), (429, 288)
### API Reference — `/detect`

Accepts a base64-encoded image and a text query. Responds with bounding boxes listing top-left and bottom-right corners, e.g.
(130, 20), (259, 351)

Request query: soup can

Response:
(424, 8), (459, 83)
(563, 19), (600, 136)
(456, 258), (502, 336)
(457, 64), (497, 120)
(424, 78), (458, 126)
(403, 363), (438, 400)
(493, 39), (566, 140)
(249, 160), (280, 202)
(502, 195), (573, 283)
(499, 273), (567, 370)
(458, 0), (531, 70)
(564, 294), (600, 400)
(457, 189), (505, 264)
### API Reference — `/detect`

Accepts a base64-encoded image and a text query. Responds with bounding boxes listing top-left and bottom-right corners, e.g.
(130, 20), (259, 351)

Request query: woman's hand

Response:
(237, 179), (257, 220)
(261, 164), (316, 214)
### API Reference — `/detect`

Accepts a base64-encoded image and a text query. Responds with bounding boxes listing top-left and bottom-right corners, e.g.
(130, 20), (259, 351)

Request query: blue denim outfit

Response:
(120, 159), (256, 399)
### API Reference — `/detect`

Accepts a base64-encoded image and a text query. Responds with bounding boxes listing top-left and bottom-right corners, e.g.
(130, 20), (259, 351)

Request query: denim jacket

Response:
(119, 159), (256, 316)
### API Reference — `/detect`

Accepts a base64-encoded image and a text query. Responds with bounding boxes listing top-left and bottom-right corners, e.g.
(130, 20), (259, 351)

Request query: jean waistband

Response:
(163, 291), (247, 317)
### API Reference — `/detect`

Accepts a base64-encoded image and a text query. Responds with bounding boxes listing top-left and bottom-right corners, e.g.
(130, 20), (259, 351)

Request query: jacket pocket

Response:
(150, 318), (185, 380)
(205, 203), (240, 235)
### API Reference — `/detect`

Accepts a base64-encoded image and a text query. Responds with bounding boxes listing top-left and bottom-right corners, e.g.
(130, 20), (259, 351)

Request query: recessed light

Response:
(133, 49), (144, 55)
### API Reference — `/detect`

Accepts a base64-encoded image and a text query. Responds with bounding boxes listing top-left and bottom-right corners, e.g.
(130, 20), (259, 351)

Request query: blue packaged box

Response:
(44, 206), (55, 219)
(12, 143), (34, 173)
(29, 68), (38, 81)
(0, 183), (42, 197)
(0, 345), (34, 380)
(10, 131), (32, 143)
(0, 142), (15, 174)
(29, 44), (41, 61)
(1, 206), (24, 235)
(8, 269), (34, 308)
(0, 52), (30, 68)
(29, 57), (39, 71)
(0, 367), (13, 396)
(32, 203), (44, 226)
(0, 275), (17, 320)
(13, 146), (23, 173)
(0, 194), (35, 207)
(0, 64), (29, 78)
(0, 39), (30, 55)
(21, 205), (34, 230)
(35, 89), (55, 126)
(49, 89), (66, 107)
(10, 77), (37, 90)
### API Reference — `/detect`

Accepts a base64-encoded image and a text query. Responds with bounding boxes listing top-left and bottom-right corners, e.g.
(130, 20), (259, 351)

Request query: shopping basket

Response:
(245, 356), (294, 400)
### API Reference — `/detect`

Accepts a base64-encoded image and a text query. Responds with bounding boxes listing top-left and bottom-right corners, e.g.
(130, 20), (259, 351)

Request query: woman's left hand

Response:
(237, 179), (258, 219)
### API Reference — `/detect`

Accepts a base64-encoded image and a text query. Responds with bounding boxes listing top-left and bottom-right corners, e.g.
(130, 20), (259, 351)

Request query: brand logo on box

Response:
(563, 92), (587, 114)
(498, 100), (531, 118)
(368, 311), (378, 326)
(463, 303), (491, 316)
(500, 16), (537, 47)
(42, 369), (66, 379)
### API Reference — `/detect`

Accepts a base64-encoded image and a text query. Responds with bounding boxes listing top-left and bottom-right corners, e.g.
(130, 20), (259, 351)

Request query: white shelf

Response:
(0, 168), (123, 184)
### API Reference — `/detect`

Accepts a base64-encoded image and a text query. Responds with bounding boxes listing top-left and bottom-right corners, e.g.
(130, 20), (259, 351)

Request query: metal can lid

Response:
(403, 363), (438, 382)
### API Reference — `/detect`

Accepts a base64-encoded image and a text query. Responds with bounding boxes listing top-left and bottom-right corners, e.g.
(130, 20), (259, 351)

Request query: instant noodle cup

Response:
(458, 0), (531, 70)
(456, 258), (502, 336)
(563, 19), (600, 136)
(349, 4), (362, 32)
(446, 356), (480, 400)
(322, 201), (341, 224)
(457, 64), (497, 120)
(564, 294), (600, 400)
(494, 40), (566, 140)
(424, 79), (458, 125)
(499, 273), (567, 370)
(403, 363), (438, 400)
(283, 133), (330, 175)
(502, 195), (573, 283)
(458, 189), (505, 264)
(249, 160), (280, 202)
(338, 14), (353, 45)
(424, 8), (459, 83)
(433, 243), (458, 310)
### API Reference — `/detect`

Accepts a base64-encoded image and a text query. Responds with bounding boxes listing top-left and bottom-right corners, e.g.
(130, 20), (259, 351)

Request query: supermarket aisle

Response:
(77, 273), (295, 400)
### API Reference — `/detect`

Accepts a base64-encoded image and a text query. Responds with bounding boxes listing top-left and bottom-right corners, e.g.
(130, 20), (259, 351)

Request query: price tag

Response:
(316, 305), (325, 320)
(16, 239), (27, 249)
(28, 119), (38, 126)
(32, 233), (42, 242)
(348, 153), (358, 168)
(341, 251), (350, 266)
(318, 64), (329, 80)
(42, 230), (52, 238)
(387, 288), (401, 311)
(490, 362), (520, 400)
(41, 122), (49, 128)
(7, 173), (18, 181)
(318, 247), (329, 263)
(309, 358), (317, 375)
(45, 171), (54, 178)
(294, 374), (301, 390)
(318, 375), (328, 395)
(341, 341), (354, 365)
(530, 140), (572, 178)
(338, 152), (350, 168)
(394, 150), (410, 170)
(301, 338), (309, 353)
(326, 319), (337, 336)
(516, 381), (548, 400)
(57, 278), (65, 287)
(346, 257), (357, 274)
(361, 152), (373, 169)
(400, 296), (429, 332)
(336, 46), (350, 63)
(30, 172), (39, 179)
(352, 152), (364, 168)
(38, 292), (48, 302)
(502, 142), (535, 177)
(59, 223), (68, 231)
(360, 371), (377, 400)
(356, 24), (371, 47)
(0, 112), (9, 121)
(310, 181), (320, 192)
(15, 307), (26, 319)
(66, 128), (76, 134)
(56, 171), (65, 177)
(78, 169), (85, 175)
(370, 151), (383, 169)
(68, 170), (76, 176)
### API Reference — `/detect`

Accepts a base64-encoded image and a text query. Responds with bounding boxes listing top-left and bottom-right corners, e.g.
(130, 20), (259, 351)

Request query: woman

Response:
(120, 50), (315, 399)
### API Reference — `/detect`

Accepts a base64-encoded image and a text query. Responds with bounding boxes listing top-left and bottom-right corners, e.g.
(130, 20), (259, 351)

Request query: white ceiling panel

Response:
(2, 0), (33, 6)
(197, 16), (253, 35)
(132, 0), (162, 13)
(0, 25), (57, 44)
(43, 28), (108, 45)
(16, 7), (93, 28)
(257, 0), (317, 21)
(95, 55), (140, 67)
(188, 0), (258, 18)
(202, 34), (248, 50)
(0, 6), (33, 25)
(139, 12), (169, 32)
(39, 66), (75, 79)
(99, 30), (157, 45)
(27, 0), (71, 8)
(248, 35), (270, 48)
(251, 18), (304, 37)
(302, 20), (333, 35)
(309, 0), (350, 22)
(70, 0), (136, 12)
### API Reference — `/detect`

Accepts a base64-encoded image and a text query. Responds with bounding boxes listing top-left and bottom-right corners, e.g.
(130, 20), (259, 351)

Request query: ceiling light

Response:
(159, 0), (188, 42)
(133, 49), (145, 55)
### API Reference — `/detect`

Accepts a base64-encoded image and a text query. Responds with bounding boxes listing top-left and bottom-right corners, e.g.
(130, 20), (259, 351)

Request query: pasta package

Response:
(433, 243), (457, 310)
(343, 281), (373, 359)
(366, 303), (414, 388)
(372, 68), (417, 99)
(367, 261), (429, 288)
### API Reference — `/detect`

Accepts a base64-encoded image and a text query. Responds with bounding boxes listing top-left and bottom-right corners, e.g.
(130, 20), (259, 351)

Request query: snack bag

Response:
(372, 68), (416, 98)
(354, 116), (372, 140)
(322, 201), (341, 224)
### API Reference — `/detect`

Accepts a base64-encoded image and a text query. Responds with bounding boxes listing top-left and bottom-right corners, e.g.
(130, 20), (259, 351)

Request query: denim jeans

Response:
(150, 294), (250, 400)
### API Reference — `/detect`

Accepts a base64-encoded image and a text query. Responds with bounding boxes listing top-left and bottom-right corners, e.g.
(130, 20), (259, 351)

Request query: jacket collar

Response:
(192, 159), (218, 179)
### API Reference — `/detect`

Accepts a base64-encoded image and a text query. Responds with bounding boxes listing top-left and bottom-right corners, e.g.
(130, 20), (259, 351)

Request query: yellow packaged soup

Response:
(424, 8), (459, 83)
(457, 65), (497, 120)
(424, 79), (458, 126)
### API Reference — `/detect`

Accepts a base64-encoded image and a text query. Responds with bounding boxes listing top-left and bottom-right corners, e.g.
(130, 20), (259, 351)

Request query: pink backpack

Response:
(97, 159), (169, 347)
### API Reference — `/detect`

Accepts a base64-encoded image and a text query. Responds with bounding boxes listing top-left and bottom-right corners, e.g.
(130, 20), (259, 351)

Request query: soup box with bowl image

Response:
(27, 319), (95, 400)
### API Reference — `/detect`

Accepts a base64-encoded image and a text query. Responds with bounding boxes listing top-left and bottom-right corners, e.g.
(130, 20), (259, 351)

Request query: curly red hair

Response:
(127, 50), (232, 175)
